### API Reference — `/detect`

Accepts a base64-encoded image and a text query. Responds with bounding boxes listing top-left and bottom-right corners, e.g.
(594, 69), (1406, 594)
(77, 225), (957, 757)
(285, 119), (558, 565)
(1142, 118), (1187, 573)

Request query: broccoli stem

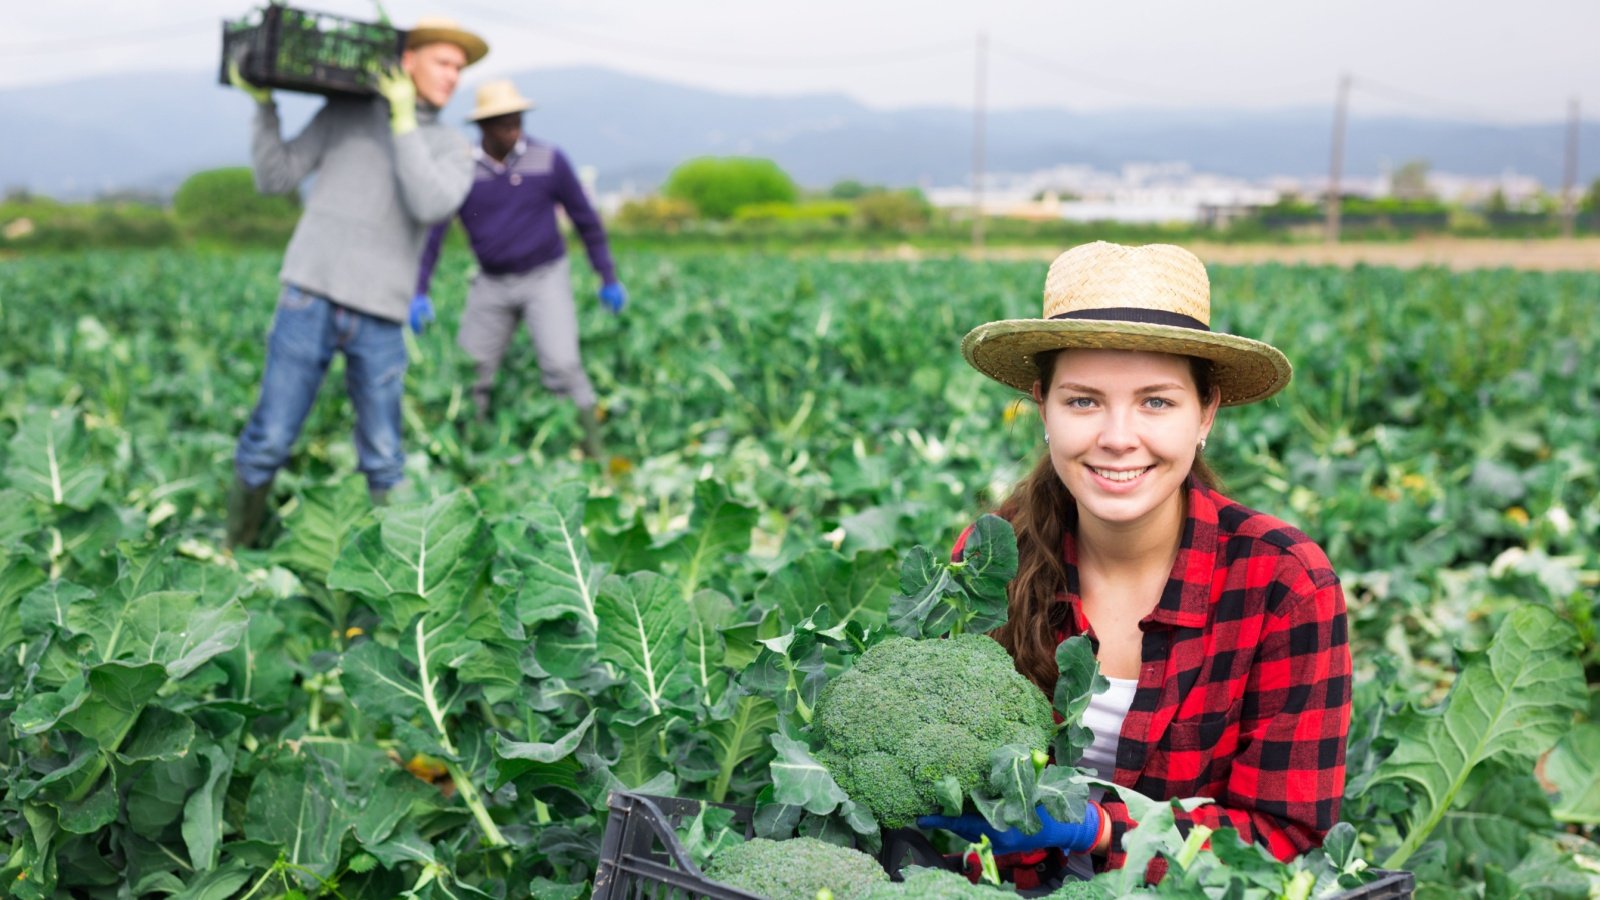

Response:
(1174, 824), (1213, 871)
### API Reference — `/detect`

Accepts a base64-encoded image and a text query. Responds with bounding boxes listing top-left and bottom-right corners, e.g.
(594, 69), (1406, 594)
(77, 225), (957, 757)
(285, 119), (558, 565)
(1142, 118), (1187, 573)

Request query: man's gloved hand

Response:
(918, 802), (1104, 856)
(375, 66), (418, 135)
(408, 293), (434, 333)
(598, 282), (627, 314)
(227, 60), (272, 105)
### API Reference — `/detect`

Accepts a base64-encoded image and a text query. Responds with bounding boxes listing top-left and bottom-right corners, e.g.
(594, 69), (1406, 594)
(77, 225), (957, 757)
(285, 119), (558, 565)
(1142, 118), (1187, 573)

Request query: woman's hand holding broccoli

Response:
(919, 800), (1107, 855)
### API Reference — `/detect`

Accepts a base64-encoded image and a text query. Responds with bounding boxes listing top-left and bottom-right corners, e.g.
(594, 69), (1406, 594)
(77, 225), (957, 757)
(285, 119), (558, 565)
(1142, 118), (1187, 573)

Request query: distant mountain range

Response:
(3, 65), (1595, 199)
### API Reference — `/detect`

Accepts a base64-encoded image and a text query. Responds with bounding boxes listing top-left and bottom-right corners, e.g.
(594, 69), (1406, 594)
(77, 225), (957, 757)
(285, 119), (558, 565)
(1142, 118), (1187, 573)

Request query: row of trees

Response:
(6, 157), (1599, 252)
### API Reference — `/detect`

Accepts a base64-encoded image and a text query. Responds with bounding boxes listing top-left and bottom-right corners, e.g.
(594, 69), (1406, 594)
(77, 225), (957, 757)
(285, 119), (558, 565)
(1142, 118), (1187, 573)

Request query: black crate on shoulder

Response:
(219, 3), (406, 97)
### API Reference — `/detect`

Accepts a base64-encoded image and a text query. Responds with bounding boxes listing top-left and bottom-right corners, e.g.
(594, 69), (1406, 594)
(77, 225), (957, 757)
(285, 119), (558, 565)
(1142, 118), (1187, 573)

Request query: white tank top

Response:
(1078, 675), (1139, 780)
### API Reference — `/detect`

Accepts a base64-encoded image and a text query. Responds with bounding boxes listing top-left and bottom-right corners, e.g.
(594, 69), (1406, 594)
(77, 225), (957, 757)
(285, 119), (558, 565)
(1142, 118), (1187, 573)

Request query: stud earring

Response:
(1043, 433), (1050, 445)
(1198, 438), (1208, 452)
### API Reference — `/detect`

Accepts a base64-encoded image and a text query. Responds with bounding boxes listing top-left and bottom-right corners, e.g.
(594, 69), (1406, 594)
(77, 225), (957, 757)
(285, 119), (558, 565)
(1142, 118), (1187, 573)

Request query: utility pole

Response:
(1325, 73), (1351, 244)
(972, 30), (988, 251)
(1561, 96), (1580, 239)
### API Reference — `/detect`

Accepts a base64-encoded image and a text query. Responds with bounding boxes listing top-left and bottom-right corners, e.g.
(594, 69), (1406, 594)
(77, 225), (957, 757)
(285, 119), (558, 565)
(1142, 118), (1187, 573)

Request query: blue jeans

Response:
(235, 283), (408, 491)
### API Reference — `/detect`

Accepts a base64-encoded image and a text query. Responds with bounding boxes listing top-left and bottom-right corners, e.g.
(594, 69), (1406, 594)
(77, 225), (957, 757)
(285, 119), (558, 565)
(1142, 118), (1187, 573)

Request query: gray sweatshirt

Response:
(252, 97), (472, 322)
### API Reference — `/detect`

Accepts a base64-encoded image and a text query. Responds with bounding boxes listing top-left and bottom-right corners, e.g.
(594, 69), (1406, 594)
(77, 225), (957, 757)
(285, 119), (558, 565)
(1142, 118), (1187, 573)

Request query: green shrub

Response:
(855, 189), (932, 232)
(663, 157), (798, 220)
(172, 167), (300, 246)
(0, 198), (179, 252)
(732, 200), (853, 224)
(613, 195), (698, 231)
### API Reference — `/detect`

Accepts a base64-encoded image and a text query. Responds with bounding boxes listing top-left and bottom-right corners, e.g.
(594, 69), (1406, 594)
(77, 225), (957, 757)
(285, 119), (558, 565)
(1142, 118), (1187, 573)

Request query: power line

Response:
(988, 38), (1220, 104)
(1349, 75), (1506, 122)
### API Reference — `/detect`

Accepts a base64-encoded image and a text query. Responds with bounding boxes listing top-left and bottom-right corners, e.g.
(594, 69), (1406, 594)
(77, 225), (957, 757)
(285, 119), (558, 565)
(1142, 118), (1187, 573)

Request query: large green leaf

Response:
(181, 742), (237, 871)
(656, 479), (757, 602)
(1369, 605), (1587, 868)
(18, 579), (93, 637)
(0, 488), (39, 543)
(595, 572), (692, 716)
(686, 588), (736, 706)
(60, 661), (169, 747)
(340, 639), (429, 723)
(501, 482), (601, 633)
(0, 549), (48, 647)
(243, 754), (352, 881)
(702, 693), (778, 803)
(6, 408), (106, 510)
(490, 712), (594, 791)
(1547, 722), (1600, 824)
(754, 547), (896, 630)
(113, 591), (249, 678)
(768, 732), (849, 816)
(268, 475), (372, 579)
(327, 491), (492, 628)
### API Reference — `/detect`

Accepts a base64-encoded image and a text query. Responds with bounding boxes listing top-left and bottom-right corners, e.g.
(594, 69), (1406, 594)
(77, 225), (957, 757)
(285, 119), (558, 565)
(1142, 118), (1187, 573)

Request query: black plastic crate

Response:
(590, 791), (1414, 899)
(591, 791), (952, 900)
(218, 3), (406, 98)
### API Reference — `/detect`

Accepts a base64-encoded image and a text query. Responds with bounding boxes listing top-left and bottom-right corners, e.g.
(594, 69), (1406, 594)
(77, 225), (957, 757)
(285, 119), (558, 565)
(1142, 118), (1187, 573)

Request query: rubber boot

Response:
(225, 477), (273, 550)
(578, 405), (605, 462)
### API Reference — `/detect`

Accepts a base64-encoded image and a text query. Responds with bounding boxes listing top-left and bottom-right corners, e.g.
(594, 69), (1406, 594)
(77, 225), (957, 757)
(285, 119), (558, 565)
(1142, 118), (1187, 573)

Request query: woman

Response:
(923, 242), (1352, 887)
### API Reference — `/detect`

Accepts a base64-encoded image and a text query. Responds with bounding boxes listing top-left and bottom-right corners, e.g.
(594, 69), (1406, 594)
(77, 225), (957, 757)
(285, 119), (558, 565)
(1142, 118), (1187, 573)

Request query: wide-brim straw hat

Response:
(469, 80), (534, 122)
(406, 16), (489, 66)
(961, 241), (1291, 406)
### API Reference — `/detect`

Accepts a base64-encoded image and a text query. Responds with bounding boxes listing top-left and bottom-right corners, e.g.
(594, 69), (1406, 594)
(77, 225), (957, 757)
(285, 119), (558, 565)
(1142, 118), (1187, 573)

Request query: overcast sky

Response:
(3, 0), (1595, 123)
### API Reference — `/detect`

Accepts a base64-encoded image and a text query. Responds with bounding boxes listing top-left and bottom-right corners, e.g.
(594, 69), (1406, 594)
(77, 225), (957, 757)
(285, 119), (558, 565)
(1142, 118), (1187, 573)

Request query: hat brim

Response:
(962, 319), (1291, 406)
(468, 99), (534, 122)
(407, 27), (489, 65)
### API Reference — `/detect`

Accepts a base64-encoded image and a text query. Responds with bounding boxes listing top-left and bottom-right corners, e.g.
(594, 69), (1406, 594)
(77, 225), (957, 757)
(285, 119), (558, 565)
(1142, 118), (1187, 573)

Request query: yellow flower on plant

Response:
(1506, 507), (1529, 526)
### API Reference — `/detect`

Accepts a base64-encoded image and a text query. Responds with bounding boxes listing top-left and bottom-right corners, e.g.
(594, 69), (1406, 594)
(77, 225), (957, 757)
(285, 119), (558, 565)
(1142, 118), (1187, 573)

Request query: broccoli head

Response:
(857, 866), (1015, 898)
(812, 633), (1054, 828)
(703, 836), (889, 900)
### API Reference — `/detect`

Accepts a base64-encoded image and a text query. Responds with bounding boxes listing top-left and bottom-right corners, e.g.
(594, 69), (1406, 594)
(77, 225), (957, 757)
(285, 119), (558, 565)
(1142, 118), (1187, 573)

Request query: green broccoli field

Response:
(0, 248), (1597, 898)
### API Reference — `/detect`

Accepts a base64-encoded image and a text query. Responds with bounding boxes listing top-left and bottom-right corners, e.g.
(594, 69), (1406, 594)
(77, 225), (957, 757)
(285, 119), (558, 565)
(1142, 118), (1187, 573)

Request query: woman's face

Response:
(1035, 349), (1219, 531)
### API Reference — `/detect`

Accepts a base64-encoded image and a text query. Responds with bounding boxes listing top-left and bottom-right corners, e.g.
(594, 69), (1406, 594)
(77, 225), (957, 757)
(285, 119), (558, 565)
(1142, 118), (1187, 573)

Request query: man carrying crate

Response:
(223, 16), (487, 548)
(412, 80), (626, 460)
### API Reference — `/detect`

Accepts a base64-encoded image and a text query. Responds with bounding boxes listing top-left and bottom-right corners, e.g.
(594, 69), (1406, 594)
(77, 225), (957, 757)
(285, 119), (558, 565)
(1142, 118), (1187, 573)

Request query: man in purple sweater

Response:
(415, 79), (624, 459)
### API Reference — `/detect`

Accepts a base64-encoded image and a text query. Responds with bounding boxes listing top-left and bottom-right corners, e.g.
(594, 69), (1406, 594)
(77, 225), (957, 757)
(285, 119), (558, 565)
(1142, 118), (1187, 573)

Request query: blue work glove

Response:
(918, 802), (1103, 855)
(598, 281), (627, 314)
(408, 293), (434, 333)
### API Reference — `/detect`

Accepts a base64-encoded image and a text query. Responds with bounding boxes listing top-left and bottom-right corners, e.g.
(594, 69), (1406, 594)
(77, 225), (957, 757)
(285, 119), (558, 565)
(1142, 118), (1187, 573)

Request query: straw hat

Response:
(961, 241), (1291, 406)
(468, 80), (534, 122)
(406, 16), (489, 66)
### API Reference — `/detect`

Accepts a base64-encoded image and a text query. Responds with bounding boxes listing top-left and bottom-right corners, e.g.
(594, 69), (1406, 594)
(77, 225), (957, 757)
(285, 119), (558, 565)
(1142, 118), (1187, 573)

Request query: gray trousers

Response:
(457, 256), (596, 412)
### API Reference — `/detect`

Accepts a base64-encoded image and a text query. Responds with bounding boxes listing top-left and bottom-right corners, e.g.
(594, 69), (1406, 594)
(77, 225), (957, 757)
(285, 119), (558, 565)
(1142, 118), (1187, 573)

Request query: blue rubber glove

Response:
(918, 802), (1103, 855)
(598, 281), (627, 314)
(408, 293), (434, 333)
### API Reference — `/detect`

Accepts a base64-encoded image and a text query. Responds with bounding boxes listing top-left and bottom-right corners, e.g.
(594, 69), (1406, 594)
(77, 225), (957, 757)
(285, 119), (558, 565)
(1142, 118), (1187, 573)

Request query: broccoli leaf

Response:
(1052, 636), (1107, 767)
(971, 743), (1045, 834)
(678, 804), (740, 870)
(888, 513), (1018, 639)
(769, 732), (850, 816)
(1367, 604), (1585, 869)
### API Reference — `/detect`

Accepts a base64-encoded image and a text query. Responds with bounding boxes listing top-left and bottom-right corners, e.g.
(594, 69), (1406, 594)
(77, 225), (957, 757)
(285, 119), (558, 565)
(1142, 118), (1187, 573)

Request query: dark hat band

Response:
(1051, 307), (1209, 331)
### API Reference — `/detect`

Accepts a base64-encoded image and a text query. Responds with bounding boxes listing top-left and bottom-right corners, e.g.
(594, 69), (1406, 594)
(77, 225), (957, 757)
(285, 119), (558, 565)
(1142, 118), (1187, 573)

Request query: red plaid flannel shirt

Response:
(959, 478), (1352, 884)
